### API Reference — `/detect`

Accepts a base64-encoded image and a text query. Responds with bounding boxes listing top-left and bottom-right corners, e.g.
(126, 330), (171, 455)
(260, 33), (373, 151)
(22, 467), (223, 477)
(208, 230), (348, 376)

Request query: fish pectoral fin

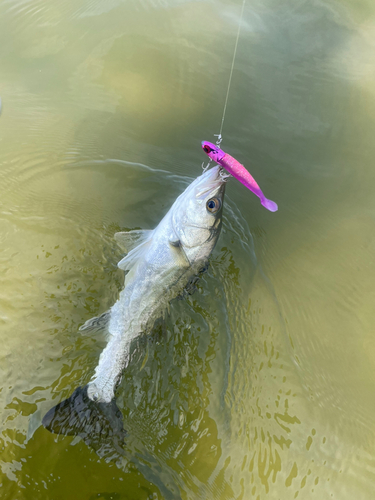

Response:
(168, 226), (183, 248)
(169, 241), (191, 268)
(168, 235), (181, 247)
(115, 229), (153, 253)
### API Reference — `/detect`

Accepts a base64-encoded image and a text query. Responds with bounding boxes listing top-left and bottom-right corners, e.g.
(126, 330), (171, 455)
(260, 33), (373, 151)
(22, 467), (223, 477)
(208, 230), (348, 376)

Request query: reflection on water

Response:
(1, 0), (375, 498)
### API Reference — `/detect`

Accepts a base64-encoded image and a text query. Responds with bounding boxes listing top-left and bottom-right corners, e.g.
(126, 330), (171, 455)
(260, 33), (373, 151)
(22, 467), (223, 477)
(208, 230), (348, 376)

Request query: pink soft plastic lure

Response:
(201, 141), (278, 212)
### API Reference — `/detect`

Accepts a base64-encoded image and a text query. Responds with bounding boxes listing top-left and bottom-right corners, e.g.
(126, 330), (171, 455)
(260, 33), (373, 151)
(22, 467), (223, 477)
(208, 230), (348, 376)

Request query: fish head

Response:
(201, 141), (225, 163)
(172, 166), (226, 264)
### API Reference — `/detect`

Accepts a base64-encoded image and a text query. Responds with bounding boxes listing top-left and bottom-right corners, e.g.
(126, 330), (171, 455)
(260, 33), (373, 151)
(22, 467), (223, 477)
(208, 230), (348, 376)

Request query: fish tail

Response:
(260, 198), (278, 212)
(42, 385), (126, 457)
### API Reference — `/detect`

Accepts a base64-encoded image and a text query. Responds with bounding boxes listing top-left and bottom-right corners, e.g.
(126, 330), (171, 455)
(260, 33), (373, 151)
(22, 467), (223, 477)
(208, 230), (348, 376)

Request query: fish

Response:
(201, 141), (278, 212)
(42, 165), (226, 451)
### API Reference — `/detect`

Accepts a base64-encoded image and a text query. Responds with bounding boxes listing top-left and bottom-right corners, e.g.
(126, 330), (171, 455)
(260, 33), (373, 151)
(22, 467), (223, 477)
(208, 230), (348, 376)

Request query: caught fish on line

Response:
(42, 166), (226, 454)
(201, 141), (278, 212)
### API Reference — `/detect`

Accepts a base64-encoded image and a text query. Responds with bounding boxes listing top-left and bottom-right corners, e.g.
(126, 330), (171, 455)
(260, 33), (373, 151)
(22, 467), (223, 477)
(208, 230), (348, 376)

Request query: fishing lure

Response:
(201, 141), (278, 212)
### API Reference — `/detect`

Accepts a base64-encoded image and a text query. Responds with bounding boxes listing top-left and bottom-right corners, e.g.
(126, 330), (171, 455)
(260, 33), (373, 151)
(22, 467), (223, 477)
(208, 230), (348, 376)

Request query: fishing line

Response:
(215, 0), (246, 147)
(203, 0), (246, 171)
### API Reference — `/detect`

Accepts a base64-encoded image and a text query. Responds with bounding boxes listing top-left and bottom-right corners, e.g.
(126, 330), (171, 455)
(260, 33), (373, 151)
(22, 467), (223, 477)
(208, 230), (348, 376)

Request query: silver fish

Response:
(42, 166), (226, 445)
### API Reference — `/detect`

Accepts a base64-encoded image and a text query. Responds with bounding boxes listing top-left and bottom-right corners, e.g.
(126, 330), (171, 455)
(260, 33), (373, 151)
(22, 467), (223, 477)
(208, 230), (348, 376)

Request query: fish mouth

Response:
(218, 168), (231, 182)
(196, 166), (227, 199)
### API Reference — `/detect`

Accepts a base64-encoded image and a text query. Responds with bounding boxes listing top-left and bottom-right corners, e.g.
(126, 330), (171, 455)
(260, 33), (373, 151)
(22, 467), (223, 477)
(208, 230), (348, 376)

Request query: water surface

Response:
(1, 0), (375, 498)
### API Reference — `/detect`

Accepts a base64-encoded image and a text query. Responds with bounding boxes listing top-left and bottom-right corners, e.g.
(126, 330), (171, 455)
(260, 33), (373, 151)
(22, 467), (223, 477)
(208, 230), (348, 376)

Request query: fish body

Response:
(42, 166), (226, 443)
(201, 141), (278, 212)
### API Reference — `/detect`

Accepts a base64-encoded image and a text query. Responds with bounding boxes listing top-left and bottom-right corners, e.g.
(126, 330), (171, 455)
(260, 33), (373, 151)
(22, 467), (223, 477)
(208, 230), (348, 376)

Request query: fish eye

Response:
(203, 145), (212, 153)
(206, 197), (221, 213)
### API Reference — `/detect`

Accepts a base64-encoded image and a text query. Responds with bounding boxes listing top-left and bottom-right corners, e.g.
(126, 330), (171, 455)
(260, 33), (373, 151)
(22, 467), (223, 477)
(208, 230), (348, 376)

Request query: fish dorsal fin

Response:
(115, 229), (153, 253)
(117, 237), (152, 272)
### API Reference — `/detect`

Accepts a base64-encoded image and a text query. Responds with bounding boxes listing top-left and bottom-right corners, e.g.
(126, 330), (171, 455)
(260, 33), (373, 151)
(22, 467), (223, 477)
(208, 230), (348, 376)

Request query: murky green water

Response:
(1, 0), (375, 498)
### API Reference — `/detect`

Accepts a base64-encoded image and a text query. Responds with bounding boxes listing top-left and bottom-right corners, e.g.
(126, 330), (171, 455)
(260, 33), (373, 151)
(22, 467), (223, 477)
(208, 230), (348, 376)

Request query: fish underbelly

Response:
(109, 263), (199, 335)
(90, 264), (202, 402)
